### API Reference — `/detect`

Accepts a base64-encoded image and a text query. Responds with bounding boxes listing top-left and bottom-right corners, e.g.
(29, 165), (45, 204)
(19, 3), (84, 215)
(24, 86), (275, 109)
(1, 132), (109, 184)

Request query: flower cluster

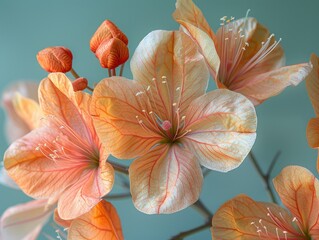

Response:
(0, 0), (316, 239)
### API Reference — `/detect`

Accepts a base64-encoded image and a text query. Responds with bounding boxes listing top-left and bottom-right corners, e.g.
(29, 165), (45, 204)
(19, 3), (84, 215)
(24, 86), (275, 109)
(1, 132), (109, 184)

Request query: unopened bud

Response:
(72, 78), (88, 91)
(37, 47), (73, 73)
(95, 38), (129, 69)
(90, 20), (128, 53)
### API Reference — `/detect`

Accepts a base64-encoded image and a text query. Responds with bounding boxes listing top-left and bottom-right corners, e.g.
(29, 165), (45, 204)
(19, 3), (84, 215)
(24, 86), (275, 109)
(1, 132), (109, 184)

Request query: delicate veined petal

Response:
(211, 194), (304, 240)
(2, 81), (39, 143)
(173, 0), (220, 76)
(129, 144), (203, 214)
(54, 209), (72, 229)
(0, 199), (53, 240)
(0, 167), (19, 189)
(91, 77), (162, 159)
(306, 53), (319, 116)
(67, 200), (124, 240)
(307, 118), (319, 148)
(130, 30), (210, 118)
(234, 63), (312, 105)
(273, 166), (319, 236)
(183, 89), (256, 172)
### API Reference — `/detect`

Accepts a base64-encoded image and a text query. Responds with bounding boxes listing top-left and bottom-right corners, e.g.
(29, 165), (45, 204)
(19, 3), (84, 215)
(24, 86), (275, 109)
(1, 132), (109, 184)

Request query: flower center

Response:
(134, 76), (191, 142)
(35, 116), (100, 169)
(217, 10), (282, 88)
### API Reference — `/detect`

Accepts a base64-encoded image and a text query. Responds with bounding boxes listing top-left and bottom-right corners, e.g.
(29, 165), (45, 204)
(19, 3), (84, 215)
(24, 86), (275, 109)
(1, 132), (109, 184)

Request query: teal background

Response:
(0, 0), (319, 239)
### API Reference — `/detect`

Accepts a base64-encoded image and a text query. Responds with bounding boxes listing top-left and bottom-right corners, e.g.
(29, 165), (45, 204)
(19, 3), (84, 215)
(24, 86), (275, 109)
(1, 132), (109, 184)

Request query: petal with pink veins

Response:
(306, 53), (319, 116)
(211, 194), (305, 239)
(68, 200), (124, 240)
(0, 199), (53, 240)
(129, 144), (203, 214)
(273, 166), (319, 236)
(307, 117), (319, 148)
(183, 89), (256, 172)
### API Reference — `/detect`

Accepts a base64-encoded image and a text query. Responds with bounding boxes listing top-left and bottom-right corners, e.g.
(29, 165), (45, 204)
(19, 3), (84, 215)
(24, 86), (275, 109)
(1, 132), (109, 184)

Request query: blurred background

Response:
(0, 0), (319, 239)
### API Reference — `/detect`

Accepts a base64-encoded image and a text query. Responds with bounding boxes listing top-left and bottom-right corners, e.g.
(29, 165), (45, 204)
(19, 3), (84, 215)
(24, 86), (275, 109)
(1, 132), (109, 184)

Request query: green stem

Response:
(191, 199), (212, 221)
(70, 68), (80, 78)
(170, 221), (211, 240)
(109, 161), (129, 175)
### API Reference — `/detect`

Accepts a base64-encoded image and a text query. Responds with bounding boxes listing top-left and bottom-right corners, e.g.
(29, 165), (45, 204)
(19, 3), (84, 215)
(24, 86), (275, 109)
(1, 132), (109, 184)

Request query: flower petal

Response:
(273, 165), (319, 235)
(183, 89), (256, 172)
(4, 119), (87, 202)
(129, 144), (203, 214)
(91, 77), (162, 159)
(68, 200), (124, 240)
(130, 30), (210, 117)
(58, 162), (114, 220)
(54, 209), (72, 228)
(173, 0), (220, 77)
(211, 194), (304, 239)
(306, 53), (319, 116)
(39, 73), (92, 140)
(307, 117), (319, 148)
(0, 199), (53, 240)
(0, 167), (19, 189)
(2, 81), (39, 143)
(234, 63), (312, 105)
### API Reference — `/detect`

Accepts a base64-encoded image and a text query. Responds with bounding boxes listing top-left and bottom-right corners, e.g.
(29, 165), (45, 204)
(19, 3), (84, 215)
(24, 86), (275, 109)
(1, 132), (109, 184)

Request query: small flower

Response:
(90, 20), (128, 53)
(54, 200), (124, 240)
(72, 77), (88, 92)
(4, 73), (114, 220)
(173, 0), (312, 105)
(211, 166), (319, 239)
(37, 46), (73, 73)
(95, 38), (129, 69)
(91, 30), (257, 214)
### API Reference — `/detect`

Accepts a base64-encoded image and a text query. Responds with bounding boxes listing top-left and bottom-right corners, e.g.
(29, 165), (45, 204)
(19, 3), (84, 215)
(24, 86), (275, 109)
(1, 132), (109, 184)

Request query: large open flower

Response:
(173, 0), (312, 105)
(91, 30), (257, 214)
(211, 165), (319, 239)
(4, 73), (114, 220)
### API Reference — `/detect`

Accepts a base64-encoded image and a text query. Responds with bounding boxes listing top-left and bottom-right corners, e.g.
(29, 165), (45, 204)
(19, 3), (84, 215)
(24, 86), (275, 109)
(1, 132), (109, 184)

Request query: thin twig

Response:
(119, 63), (125, 76)
(86, 86), (94, 92)
(248, 151), (277, 203)
(111, 68), (116, 76)
(108, 69), (112, 77)
(109, 161), (129, 175)
(70, 68), (80, 79)
(191, 199), (212, 222)
(170, 221), (211, 240)
(266, 150), (281, 177)
(103, 193), (131, 200)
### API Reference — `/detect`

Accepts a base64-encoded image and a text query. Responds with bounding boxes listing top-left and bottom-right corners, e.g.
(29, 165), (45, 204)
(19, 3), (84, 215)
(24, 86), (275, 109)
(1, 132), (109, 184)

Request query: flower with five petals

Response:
(91, 30), (257, 214)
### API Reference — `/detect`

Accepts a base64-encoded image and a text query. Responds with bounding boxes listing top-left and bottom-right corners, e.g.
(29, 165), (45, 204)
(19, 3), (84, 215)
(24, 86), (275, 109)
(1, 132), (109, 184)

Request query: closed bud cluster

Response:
(90, 20), (129, 69)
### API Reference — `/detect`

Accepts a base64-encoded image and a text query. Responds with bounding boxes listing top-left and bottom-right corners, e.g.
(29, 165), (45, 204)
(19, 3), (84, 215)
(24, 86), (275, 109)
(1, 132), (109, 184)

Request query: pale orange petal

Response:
(273, 166), (319, 235)
(0, 199), (53, 240)
(129, 144), (203, 214)
(234, 63), (312, 105)
(54, 209), (72, 228)
(211, 194), (304, 240)
(2, 81), (38, 142)
(12, 93), (42, 130)
(68, 200), (124, 240)
(91, 77), (162, 159)
(130, 30), (209, 118)
(58, 162), (114, 220)
(0, 167), (19, 189)
(183, 89), (256, 172)
(307, 118), (319, 148)
(306, 53), (319, 116)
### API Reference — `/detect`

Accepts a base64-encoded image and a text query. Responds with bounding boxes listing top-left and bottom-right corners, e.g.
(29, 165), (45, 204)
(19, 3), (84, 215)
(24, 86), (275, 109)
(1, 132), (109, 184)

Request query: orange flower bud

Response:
(37, 47), (73, 73)
(72, 77), (88, 91)
(90, 20), (128, 53)
(95, 38), (129, 69)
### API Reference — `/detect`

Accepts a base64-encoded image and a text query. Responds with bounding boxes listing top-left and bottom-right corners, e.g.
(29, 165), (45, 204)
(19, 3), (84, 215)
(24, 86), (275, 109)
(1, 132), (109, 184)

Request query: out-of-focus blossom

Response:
(55, 200), (124, 240)
(173, 0), (312, 105)
(0, 199), (53, 240)
(211, 166), (319, 239)
(4, 73), (114, 220)
(91, 30), (257, 214)
(37, 47), (73, 73)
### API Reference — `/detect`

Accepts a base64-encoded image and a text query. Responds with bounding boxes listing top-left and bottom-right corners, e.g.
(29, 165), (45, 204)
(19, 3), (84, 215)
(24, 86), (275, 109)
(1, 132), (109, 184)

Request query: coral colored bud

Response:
(72, 78), (88, 91)
(95, 38), (129, 69)
(37, 47), (73, 73)
(90, 20), (128, 53)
